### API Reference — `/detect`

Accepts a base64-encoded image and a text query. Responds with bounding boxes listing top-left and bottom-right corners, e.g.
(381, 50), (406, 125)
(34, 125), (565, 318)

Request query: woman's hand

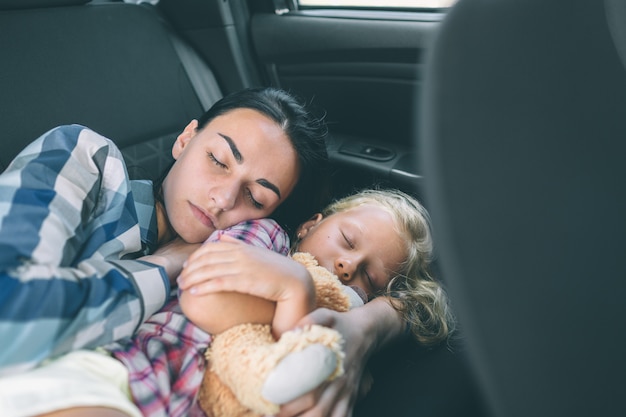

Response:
(177, 236), (309, 299)
(177, 236), (316, 335)
(277, 298), (405, 417)
(139, 237), (201, 285)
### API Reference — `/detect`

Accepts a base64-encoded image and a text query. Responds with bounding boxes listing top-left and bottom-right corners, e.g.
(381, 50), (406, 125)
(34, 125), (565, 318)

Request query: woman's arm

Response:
(0, 126), (170, 375)
(177, 219), (316, 338)
(178, 234), (316, 338)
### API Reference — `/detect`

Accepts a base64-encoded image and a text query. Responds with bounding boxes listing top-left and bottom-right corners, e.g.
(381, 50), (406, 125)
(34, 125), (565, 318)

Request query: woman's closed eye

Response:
(246, 189), (263, 209)
(208, 152), (227, 169)
(207, 151), (265, 210)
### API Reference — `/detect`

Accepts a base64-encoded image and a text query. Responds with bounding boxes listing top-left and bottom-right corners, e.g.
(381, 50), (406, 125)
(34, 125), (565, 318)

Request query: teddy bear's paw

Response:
(343, 285), (366, 309)
(261, 344), (337, 405)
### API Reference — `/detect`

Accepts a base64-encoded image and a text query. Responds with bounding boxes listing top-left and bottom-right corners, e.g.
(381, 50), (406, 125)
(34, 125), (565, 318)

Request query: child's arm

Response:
(178, 221), (316, 338)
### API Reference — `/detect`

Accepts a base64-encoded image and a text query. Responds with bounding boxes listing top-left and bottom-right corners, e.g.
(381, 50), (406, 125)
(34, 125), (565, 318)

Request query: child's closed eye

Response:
(341, 231), (354, 249)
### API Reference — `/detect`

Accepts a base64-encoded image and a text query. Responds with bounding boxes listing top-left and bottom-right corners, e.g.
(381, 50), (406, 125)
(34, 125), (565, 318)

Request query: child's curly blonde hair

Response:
(320, 188), (455, 346)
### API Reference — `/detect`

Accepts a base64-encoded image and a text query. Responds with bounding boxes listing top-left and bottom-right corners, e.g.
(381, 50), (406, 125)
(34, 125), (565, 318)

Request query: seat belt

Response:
(169, 33), (223, 111)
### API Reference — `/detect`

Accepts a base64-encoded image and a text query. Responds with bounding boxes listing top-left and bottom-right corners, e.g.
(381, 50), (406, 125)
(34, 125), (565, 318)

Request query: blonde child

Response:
(178, 188), (455, 414)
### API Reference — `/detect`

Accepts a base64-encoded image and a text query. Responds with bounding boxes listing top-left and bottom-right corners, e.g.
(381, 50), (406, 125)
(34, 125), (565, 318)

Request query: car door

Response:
(247, 1), (446, 201)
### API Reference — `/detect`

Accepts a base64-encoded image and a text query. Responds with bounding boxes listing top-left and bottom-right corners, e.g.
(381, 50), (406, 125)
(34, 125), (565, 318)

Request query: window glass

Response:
(299, 0), (457, 8)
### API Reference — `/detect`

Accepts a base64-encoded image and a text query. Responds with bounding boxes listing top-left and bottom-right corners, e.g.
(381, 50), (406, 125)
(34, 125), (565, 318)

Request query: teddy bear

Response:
(196, 252), (365, 417)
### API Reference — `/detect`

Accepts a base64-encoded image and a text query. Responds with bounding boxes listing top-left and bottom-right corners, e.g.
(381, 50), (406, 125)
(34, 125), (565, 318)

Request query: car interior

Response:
(1, 0), (622, 416)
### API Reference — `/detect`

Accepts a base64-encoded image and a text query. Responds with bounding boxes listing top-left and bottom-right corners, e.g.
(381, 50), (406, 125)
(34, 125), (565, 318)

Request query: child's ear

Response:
(296, 213), (323, 239)
(172, 119), (199, 159)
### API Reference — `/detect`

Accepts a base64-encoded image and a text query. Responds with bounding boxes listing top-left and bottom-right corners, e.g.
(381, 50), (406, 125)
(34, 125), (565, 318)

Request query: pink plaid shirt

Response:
(106, 219), (290, 417)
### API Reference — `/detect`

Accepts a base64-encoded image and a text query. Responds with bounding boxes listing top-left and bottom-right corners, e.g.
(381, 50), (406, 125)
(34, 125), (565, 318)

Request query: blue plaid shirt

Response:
(0, 125), (169, 375)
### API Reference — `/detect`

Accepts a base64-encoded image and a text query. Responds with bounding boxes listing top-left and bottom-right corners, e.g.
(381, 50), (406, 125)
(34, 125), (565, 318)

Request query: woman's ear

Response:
(172, 119), (199, 159)
(296, 213), (323, 239)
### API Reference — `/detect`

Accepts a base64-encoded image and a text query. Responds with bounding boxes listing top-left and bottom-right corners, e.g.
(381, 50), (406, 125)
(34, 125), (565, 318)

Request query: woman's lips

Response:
(189, 202), (216, 230)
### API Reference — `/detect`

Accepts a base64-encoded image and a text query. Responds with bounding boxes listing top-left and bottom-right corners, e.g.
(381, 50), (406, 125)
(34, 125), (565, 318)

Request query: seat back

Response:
(0, 0), (221, 179)
(419, 0), (626, 416)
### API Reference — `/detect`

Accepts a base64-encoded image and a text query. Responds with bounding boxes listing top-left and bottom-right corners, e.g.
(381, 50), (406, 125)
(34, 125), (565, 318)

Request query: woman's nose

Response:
(211, 183), (237, 211)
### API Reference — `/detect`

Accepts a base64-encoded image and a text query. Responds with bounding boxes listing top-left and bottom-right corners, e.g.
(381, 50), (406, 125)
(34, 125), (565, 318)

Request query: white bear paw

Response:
(261, 344), (337, 404)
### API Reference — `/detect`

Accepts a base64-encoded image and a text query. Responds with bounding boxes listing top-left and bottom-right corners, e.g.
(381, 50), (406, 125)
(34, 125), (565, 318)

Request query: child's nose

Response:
(334, 257), (355, 282)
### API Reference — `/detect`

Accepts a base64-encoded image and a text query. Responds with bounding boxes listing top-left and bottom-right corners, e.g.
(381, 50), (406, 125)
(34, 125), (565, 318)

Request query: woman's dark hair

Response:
(155, 87), (329, 233)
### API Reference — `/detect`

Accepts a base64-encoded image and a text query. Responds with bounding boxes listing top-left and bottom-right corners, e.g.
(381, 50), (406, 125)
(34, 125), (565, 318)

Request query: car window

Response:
(298, 0), (457, 8)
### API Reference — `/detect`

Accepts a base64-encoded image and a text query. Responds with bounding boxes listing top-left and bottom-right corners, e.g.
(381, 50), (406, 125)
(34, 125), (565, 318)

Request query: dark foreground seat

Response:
(420, 0), (626, 416)
(0, 0), (221, 179)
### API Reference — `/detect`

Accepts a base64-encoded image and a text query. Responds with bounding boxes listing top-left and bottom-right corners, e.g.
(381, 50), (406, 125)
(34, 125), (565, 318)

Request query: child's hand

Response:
(276, 298), (403, 417)
(276, 307), (369, 417)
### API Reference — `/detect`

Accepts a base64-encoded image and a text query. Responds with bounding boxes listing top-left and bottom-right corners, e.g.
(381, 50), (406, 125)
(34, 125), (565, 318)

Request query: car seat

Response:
(0, 0), (221, 179)
(419, 0), (626, 416)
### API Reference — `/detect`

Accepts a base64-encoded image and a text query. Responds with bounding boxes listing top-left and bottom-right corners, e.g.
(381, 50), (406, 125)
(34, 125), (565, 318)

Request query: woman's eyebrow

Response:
(218, 133), (243, 163)
(217, 132), (282, 199)
(257, 179), (281, 199)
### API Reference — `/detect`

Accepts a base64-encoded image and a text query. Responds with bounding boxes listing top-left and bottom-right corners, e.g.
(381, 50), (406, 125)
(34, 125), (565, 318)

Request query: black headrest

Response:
(0, 0), (88, 10)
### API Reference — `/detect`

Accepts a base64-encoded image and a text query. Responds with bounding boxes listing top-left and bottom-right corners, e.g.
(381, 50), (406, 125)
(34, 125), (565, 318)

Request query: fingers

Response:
(179, 241), (309, 301)
(177, 243), (289, 300)
(178, 258), (262, 296)
(315, 376), (356, 417)
(275, 378), (355, 417)
(177, 241), (244, 290)
(294, 308), (337, 330)
(274, 309), (371, 417)
(183, 239), (241, 268)
(275, 387), (322, 417)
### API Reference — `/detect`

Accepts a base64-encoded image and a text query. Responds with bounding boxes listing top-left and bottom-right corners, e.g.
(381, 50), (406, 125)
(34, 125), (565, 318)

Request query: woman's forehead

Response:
(199, 110), (299, 195)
